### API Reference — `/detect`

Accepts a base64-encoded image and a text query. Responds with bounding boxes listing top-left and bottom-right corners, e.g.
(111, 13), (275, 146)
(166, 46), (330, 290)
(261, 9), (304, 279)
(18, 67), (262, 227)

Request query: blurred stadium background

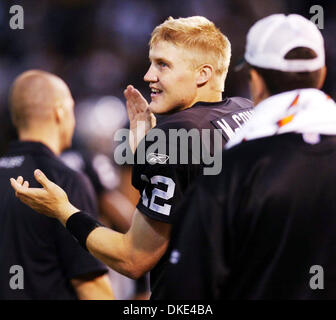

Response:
(0, 0), (335, 299)
(0, 0), (335, 152)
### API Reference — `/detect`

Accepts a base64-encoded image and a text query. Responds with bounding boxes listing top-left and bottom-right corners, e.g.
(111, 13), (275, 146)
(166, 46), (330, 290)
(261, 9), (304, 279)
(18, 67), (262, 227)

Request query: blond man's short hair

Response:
(150, 16), (231, 79)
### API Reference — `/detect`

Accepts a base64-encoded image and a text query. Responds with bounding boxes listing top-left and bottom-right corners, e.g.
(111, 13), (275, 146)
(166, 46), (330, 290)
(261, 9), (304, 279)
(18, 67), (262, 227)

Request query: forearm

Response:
(58, 206), (137, 278)
(85, 226), (139, 279)
(71, 274), (115, 300)
(68, 210), (170, 280)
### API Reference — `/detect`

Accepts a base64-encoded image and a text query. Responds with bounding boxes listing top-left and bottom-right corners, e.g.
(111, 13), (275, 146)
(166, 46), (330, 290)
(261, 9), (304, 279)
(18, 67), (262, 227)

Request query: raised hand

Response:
(10, 169), (79, 226)
(124, 85), (156, 153)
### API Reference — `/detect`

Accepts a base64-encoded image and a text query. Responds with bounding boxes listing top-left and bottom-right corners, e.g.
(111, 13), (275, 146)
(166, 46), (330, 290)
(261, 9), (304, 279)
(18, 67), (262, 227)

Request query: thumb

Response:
(34, 169), (52, 189)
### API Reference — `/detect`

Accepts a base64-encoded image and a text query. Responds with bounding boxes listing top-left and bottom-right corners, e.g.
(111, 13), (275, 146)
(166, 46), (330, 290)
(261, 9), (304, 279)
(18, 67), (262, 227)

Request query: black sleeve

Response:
(54, 171), (108, 280)
(156, 174), (229, 299)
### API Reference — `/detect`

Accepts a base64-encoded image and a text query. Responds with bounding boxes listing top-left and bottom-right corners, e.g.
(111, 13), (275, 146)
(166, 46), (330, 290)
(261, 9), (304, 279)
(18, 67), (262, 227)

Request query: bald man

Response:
(10, 70), (75, 155)
(0, 70), (114, 300)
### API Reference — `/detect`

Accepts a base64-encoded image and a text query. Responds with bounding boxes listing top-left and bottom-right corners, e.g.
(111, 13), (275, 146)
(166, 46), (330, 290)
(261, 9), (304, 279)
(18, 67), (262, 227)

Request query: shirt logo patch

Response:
(147, 153), (169, 164)
(0, 156), (25, 168)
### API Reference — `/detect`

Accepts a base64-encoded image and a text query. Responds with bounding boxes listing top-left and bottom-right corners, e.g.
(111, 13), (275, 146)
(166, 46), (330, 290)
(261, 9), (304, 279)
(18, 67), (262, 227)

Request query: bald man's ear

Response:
(55, 104), (64, 124)
(196, 65), (213, 87)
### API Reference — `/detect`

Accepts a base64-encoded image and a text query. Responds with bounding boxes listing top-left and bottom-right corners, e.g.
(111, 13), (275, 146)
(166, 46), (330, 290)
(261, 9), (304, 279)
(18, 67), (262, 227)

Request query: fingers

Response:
(123, 85), (134, 98)
(11, 170), (54, 195)
(124, 85), (148, 114)
(10, 178), (22, 193)
(131, 88), (148, 112)
(34, 169), (51, 189)
(124, 85), (136, 104)
(10, 176), (29, 193)
(124, 85), (137, 119)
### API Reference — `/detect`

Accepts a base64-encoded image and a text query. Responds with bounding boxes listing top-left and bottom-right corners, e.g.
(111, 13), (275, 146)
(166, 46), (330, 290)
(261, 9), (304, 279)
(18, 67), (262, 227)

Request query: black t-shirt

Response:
(131, 98), (253, 297)
(0, 141), (108, 300)
(159, 133), (336, 299)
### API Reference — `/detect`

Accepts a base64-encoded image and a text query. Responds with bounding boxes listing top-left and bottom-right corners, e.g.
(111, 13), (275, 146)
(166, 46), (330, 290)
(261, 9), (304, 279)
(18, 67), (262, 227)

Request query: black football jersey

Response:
(158, 133), (336, 299)
(131, 97), (253, 296)
(132, 97), (253, 224)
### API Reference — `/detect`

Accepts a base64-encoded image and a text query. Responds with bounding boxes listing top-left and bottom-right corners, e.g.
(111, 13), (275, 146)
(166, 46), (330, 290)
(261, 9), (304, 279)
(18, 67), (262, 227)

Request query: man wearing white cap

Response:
(156, 14), (336, 299)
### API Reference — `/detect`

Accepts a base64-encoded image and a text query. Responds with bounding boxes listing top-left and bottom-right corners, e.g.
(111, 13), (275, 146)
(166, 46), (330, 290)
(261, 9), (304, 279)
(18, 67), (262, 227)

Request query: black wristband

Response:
(66, 211), (102, 251)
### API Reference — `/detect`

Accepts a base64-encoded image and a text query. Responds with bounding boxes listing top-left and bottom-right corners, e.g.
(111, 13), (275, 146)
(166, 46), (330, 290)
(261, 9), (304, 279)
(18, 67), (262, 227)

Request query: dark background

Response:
(0, 0), (335, 153)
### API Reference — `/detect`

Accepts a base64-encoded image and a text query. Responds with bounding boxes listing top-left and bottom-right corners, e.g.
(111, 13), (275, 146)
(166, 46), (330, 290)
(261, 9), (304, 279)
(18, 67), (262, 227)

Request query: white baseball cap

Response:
(244, 14), (325, 72)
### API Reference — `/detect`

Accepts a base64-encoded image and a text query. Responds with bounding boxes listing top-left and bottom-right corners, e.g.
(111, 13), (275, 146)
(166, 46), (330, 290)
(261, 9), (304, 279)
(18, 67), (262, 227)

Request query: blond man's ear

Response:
(196, 64), (213, 87)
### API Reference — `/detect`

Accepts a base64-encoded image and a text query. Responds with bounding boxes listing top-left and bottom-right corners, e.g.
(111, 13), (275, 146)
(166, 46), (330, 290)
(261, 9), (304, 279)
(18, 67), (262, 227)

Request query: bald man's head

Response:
(9, 70), (73, 130)
(9, 70), (76, 153)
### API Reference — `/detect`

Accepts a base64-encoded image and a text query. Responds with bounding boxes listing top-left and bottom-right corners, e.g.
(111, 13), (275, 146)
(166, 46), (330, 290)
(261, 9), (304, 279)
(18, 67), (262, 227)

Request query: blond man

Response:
(10, 17), (252, 299)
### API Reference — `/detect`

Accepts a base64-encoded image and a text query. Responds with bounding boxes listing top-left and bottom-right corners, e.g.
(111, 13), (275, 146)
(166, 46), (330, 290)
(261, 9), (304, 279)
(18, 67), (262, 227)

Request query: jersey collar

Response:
(7, 141), (58, 159)
(191, 98), (229, 109)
